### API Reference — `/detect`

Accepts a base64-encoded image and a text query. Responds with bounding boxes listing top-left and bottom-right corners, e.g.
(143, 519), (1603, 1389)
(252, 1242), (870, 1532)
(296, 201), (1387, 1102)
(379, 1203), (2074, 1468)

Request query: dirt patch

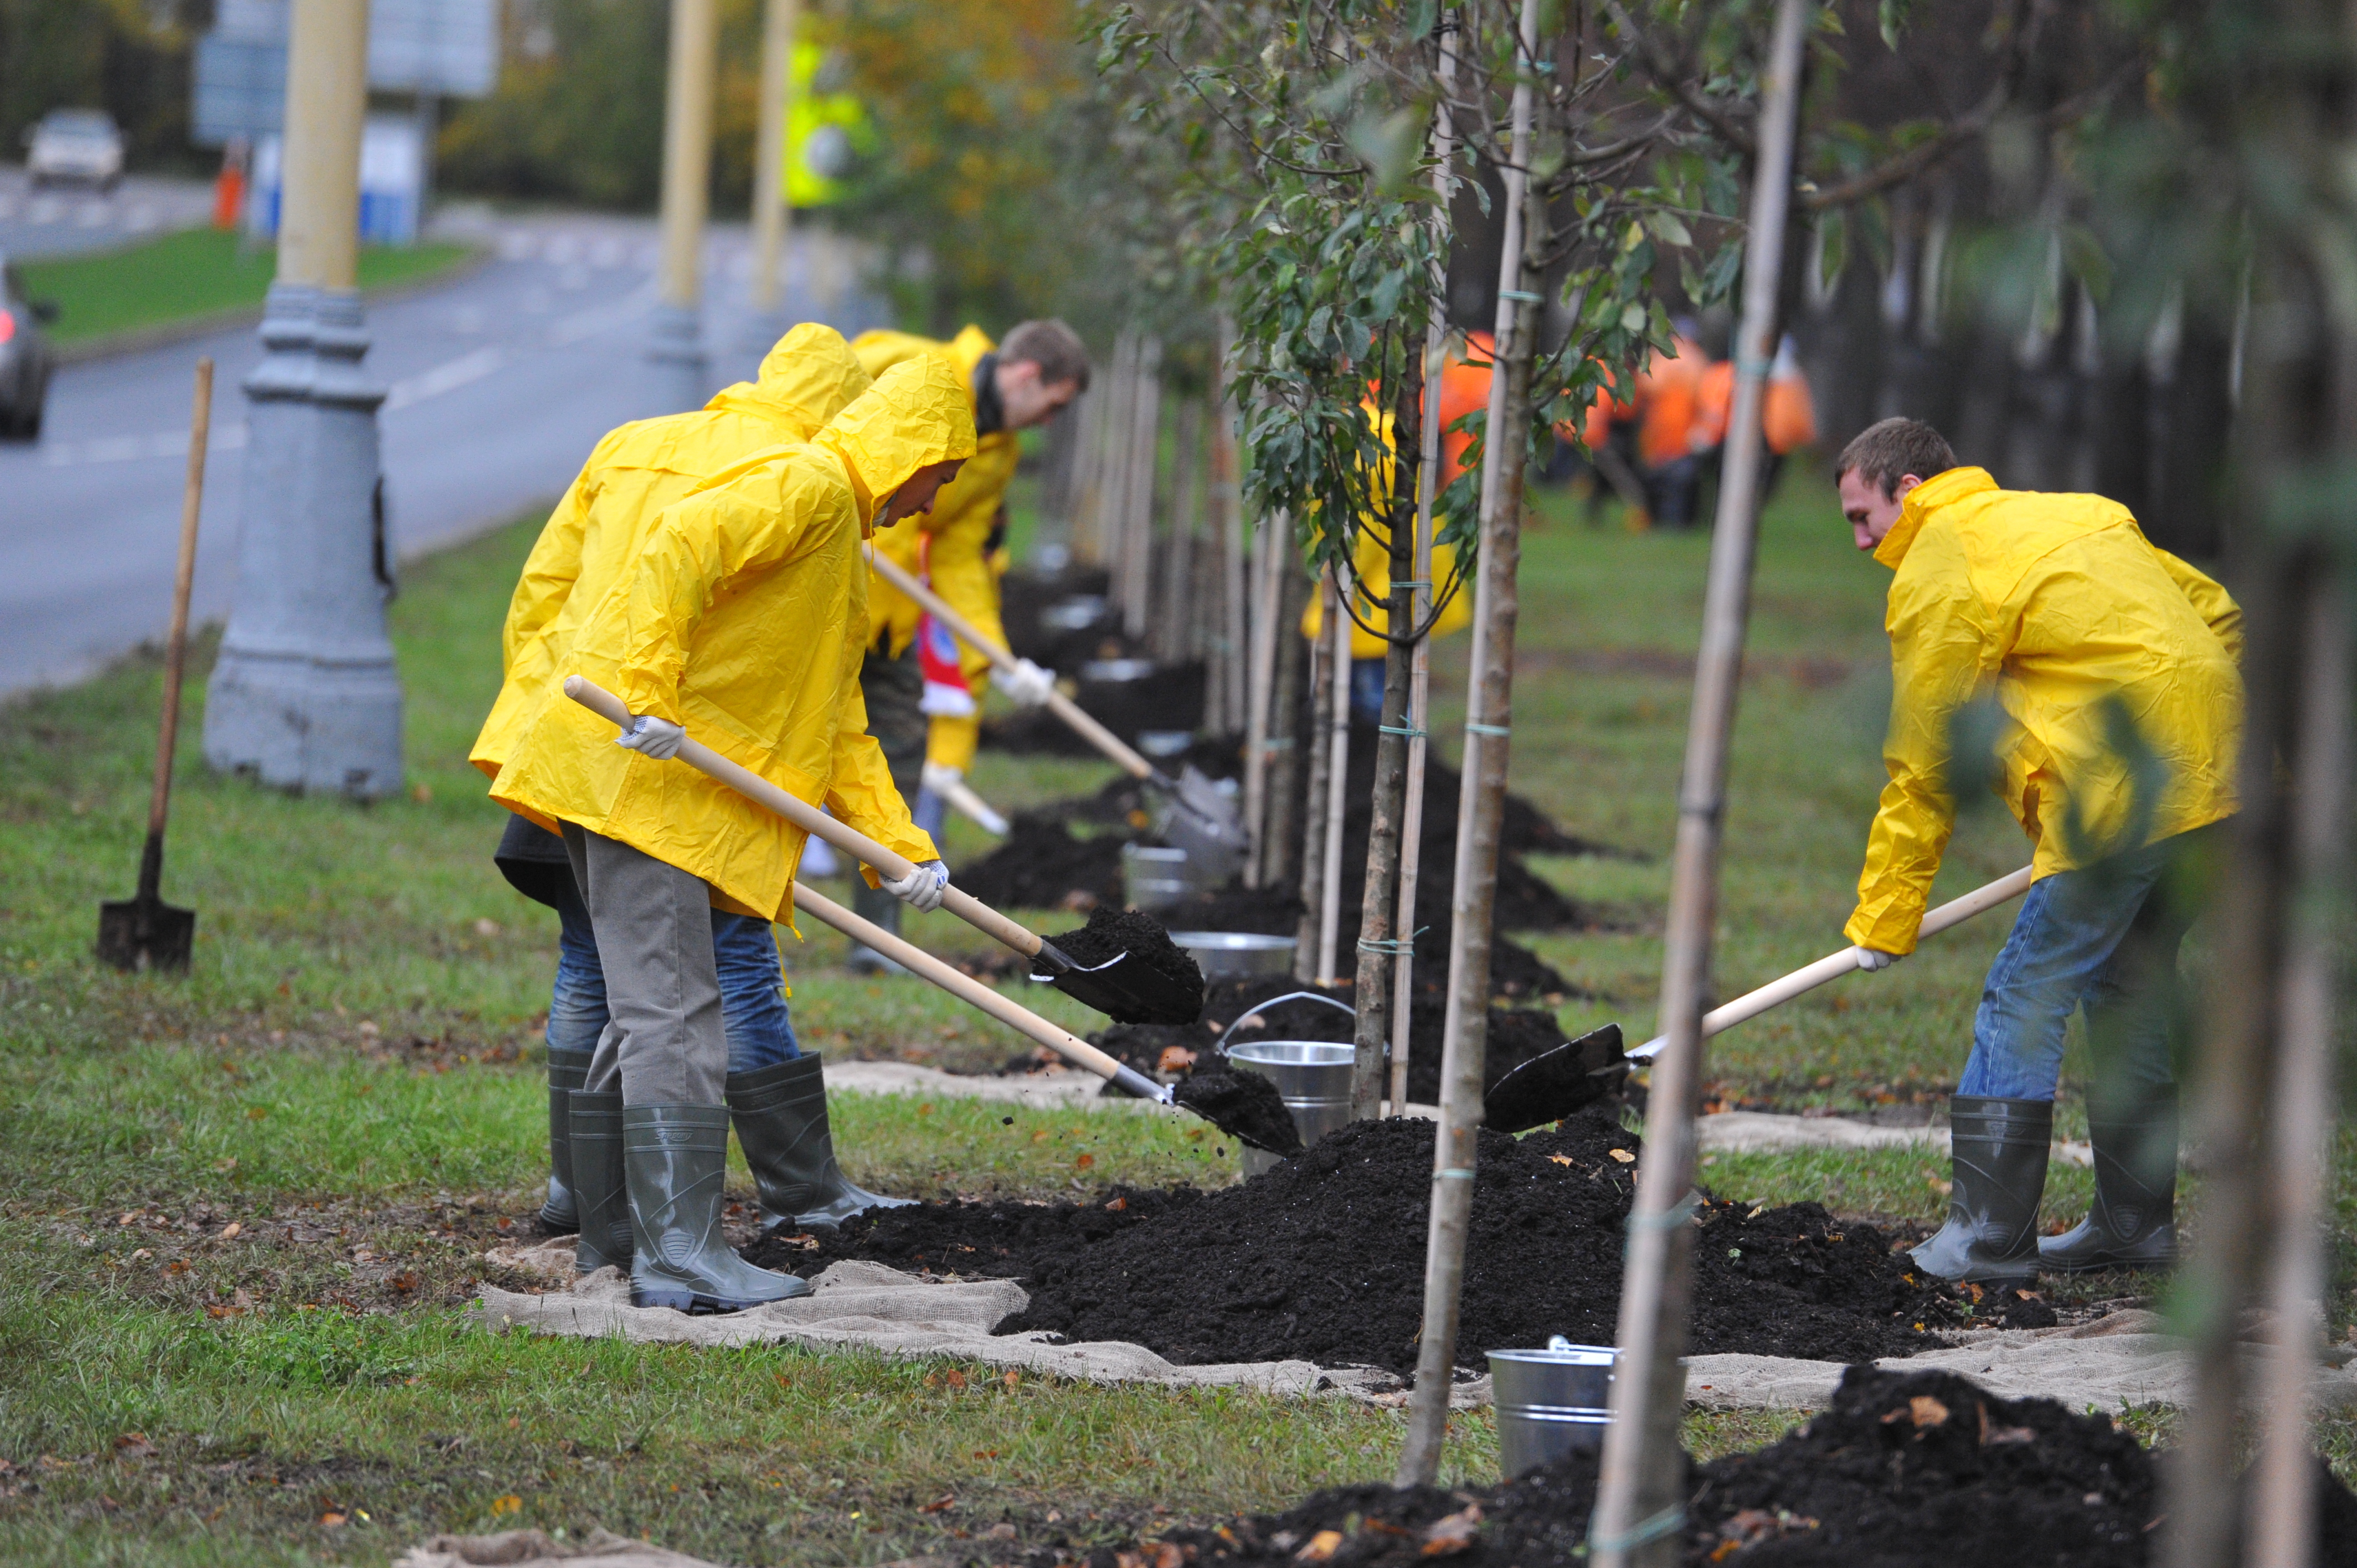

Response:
(958, 816), (1128, 912)
(1089, 1365), (2357, 1567)
(1170, 1069), (1304, 1155)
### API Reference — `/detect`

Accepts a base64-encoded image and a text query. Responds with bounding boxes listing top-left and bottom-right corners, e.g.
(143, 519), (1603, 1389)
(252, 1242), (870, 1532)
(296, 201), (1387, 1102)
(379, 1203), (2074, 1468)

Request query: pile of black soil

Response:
(1090, 1367), (2357, 1567)
(955, 814), (1125, 911)
(742, 1185), (1183, 1280)
(994, 1116), (1964, 1372)
(985, 661), (1208, 753)
(1171, 1067), (1304, 1154)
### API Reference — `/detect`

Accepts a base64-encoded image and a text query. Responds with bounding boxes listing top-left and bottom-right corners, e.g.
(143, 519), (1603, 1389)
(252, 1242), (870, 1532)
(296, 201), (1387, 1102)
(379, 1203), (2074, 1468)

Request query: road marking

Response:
(40, 424), (248, 468)
(383, 346), (506, 411)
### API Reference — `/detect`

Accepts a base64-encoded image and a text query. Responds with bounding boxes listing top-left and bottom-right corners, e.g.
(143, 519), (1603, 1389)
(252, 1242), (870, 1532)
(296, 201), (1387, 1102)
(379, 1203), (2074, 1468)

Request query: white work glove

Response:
(922, 761), (964, 795)
(615, 714), (685, 760)
(990, 658), (1057, 708)
(1856, 947), (1903, 972)
(883, 858), (950, 912)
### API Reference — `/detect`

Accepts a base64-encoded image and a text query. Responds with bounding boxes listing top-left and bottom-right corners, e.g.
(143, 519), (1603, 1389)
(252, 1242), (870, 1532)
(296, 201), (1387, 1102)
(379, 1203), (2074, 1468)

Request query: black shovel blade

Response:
(1031, 947), (1203, 1027)
(97, 895), (196, 974)
(1482, 1023), (1627, 1134)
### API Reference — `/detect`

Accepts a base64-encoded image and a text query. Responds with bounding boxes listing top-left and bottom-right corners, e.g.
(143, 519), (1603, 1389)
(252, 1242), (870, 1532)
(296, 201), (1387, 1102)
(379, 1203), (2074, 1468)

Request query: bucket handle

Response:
(1213, 990), (1357, 1053)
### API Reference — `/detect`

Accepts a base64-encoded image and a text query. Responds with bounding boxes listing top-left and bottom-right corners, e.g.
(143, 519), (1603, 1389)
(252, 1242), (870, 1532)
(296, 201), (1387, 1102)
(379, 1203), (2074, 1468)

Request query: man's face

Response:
(880, 458), (967, 525)
(994, 358), (1083, 430)
(1838, 468), (1921, 553)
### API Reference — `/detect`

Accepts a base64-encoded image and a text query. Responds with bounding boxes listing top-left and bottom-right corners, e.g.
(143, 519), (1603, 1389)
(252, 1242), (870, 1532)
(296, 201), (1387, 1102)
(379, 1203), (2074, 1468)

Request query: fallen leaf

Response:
(1295, 1529), (1344, 1562)
(920, 1494), (958, 1513)
(113, 1434), (153, 1460)
(943, 1368), (967, 1389)
(321, 1512), (348, 1528)
(1608, 1149), (1635, 1164)
(1075, 1152), (1095, 1170)
(1002, 1369), (1021, 1390)
(1547, 1154), (1575, 1167)
(1104, 1196), (1128, 1211)
(1158, 1046), (1197, 1075)
(219, 1223), (241, 1239)
(490, 1494), (522, 1516)
(1421, 1505), (1483, 1555)
(1882, 1394), (1950, 1430)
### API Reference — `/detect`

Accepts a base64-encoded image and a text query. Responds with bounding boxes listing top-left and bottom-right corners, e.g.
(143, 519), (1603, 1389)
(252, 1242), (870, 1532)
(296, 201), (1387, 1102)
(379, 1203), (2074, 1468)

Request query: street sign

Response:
(369, 0), (499, 97)
(246, 118), (426, 245)
(193, 0), (498, 146)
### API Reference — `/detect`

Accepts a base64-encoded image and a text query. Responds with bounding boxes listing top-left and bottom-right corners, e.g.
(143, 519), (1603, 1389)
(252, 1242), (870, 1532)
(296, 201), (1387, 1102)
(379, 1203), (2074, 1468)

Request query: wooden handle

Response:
(791, 882), (1158, 1095)
(146, 357), (212, 847)
(865, 548), (1156, 781)
(1629, 866), (2035, 1061)
(562, 675), (1044, 960)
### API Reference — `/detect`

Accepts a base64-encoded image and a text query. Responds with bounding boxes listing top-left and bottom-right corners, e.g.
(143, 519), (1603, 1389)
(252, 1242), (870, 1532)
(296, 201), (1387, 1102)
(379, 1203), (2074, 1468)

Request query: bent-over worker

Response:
(845, 321), (1090, 967)
(487, 357), (975, 1313)
(1835, 417), (2242, 1289)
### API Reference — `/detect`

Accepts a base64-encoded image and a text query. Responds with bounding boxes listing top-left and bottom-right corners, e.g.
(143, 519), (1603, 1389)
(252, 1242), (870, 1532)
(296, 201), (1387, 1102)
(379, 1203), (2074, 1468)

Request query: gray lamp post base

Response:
(203, 284), (404, 800)
(649, 302), (711, 414)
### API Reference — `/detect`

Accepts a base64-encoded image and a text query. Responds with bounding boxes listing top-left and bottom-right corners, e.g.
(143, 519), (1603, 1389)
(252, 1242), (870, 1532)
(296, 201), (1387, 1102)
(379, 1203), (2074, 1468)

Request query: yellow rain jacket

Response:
(1300, 409), (1474, 658)
(853, 326), (1023, 772)
(487, 357), (977, 923)
(1846, 467), (2243, 954)
(471, 324), (875, 780)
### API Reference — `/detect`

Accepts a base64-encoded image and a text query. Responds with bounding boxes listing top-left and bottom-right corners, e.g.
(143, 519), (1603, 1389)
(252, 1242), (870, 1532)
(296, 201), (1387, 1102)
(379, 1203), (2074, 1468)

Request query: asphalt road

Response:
(0, 166), (215, 260)
(0, 207), (886, 697)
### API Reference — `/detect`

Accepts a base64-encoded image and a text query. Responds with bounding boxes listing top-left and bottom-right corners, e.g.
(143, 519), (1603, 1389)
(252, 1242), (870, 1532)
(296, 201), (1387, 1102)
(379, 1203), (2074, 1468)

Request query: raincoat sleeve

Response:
(611, 458), (835, 724)
(1846, 527), (2005, 954)
(2154, 548), (2244, 665)
(826, 679), (939, 881)
(501, 442), (610, 670)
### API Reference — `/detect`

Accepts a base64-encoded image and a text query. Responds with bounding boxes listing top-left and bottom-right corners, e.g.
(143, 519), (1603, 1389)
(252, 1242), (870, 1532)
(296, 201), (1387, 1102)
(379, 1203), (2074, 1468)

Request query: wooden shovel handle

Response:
(148, 358), (213, 844)
(1628, 865), (2035, 1061)
(790, 883), (1165, 1100)
(864, 548), (1156, 782)
(561, 675), (1044, 958)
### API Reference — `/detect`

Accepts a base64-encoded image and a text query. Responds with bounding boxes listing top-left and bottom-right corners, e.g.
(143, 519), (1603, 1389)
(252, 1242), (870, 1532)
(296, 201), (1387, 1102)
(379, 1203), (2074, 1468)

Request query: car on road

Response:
(0, 255), (58, 439)
(24, 109), (125, 190)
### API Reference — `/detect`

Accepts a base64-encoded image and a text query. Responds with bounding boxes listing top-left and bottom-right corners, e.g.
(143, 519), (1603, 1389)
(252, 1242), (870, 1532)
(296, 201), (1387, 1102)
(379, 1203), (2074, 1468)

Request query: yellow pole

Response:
(277, 0), (369, 292)
(657, 0), (720, 315)
(749, 0), (799, 318)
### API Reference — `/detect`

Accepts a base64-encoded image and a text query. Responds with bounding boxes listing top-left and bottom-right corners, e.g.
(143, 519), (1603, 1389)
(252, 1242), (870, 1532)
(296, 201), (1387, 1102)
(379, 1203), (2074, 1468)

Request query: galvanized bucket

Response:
(1488, 1337), (1615, 1478)
(1224, 1041), (1355, 1177)
(1170, 931), (1296, 980)
(1120, 843), (1189, 910)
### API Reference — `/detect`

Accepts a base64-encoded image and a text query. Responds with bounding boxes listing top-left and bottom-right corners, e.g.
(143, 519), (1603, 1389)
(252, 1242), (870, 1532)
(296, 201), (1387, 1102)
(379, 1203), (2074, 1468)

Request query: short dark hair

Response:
(999, 319), (1091, 393)
(1836, 417), (1957, 496)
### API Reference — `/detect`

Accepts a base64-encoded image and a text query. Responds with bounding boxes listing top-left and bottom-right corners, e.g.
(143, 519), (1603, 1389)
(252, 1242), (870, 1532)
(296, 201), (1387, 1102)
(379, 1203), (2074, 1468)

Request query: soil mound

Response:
(957, 816), (1126, 911)
(742, 1186), (1182, 1280)
(990, 1116), (1960, 1372)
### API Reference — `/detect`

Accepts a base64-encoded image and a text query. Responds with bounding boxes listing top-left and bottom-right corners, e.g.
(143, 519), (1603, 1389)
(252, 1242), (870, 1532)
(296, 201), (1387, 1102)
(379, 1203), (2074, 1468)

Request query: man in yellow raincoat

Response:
(1834, 417), (2242, 1288)
(845, 320), (1090, 964)
(472, 326), (915, 1254)
(486, 356), (975, 1314)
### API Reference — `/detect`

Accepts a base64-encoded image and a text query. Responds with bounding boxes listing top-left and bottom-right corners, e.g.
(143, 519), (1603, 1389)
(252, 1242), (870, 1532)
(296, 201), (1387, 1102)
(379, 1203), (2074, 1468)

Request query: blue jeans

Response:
(544, 875), (797, 1075)
(1957, 828), (2211, 1110)
(1350, 658), (1387, 725)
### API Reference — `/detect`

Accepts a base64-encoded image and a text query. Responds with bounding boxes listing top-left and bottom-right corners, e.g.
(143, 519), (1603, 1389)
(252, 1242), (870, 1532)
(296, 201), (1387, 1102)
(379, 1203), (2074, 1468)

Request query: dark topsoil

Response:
(1066, 1366), (2357, 1567)
(746, 1116), (1984, 1374)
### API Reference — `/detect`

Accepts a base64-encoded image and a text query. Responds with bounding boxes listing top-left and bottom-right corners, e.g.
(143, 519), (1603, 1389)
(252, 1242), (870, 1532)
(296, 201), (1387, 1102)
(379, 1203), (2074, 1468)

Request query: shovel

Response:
(1481, 866), (2035, 1133)
(790, 881), (1296, 1153)
(98, 358), (214, 974)
(864, 550), (1248, 869)
(562, 675), (1202, 1025)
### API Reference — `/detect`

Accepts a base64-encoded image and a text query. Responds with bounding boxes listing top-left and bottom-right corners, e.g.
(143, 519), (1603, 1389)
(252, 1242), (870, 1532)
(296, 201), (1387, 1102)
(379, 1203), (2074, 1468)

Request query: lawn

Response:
(0, 467), (2345, 1562)
(18, 228), (475, 349)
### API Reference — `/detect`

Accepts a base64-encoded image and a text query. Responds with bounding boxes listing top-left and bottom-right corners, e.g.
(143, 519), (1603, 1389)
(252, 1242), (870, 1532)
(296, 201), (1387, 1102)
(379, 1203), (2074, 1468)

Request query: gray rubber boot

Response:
(622, 1103), (809, 1313)
(538, 1048), (594, 1232)
(1910, 1095), (2052, 1287)
(568, 1090), (633, 1273)
(845, 882), (908, 974)
(727, 1054), (917, 1232)
(2040, 1090), (2179, 1273)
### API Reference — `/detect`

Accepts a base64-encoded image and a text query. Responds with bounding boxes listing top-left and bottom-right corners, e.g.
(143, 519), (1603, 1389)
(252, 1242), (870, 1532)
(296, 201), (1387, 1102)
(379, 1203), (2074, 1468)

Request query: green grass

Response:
(17, 228), (475, 347)
(1, 470), (2350, 1561)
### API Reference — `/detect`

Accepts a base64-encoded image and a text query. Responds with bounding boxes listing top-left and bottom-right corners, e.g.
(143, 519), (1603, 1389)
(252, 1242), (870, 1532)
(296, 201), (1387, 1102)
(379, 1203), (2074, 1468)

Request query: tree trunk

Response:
(1396, 0), (1541, 1487)
(1294, 579), (1334, 981)
(1351, 343), (1426, 1117)
(1590, 5), (1807, 1561)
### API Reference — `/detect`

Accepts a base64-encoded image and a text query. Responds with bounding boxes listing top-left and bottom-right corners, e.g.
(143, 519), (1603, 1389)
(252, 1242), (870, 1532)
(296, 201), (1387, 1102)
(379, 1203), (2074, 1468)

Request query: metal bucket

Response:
(1488, 1337), (1615, 1478)
(1170, 931), (1296, 980)
(1225, 1039), (1355, 1178)
(1121, 843), (1189, 910)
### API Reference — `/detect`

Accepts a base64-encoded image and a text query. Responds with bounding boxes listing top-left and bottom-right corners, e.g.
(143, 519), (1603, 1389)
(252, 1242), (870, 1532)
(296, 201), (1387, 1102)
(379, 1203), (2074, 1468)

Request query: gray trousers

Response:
(560, 822), (728, 1107)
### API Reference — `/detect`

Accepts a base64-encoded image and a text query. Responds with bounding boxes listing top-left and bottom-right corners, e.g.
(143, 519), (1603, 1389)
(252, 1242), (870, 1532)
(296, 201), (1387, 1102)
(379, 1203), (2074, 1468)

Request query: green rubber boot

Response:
(2040, 1090), (2179, 1273)
(727, 1054), (916, 1233)
(1910, 1096), (2051, 1288)
(538, 1048), (594, 1232)
(568, 1090), (633, 1273)
(623, 1104), (809, 1313)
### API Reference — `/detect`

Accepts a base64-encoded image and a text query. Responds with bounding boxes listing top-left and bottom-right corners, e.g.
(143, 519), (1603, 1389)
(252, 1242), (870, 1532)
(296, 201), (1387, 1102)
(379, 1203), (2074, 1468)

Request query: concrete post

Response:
(745, 0), (799, 345)
(650, 0), (719, 409)
(203, 0), (403, 800)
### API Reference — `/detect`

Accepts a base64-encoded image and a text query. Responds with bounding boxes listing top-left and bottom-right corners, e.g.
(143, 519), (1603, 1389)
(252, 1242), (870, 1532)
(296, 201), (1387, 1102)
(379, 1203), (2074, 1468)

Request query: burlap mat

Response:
(393, 1527), (724, 1567)
(1696, 1109), (2094, 1168)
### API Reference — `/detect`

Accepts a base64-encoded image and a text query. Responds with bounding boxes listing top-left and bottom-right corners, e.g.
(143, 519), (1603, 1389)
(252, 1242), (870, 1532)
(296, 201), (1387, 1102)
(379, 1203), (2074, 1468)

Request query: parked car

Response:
(0, 256), (59, 439)
(24, 109), (125, 190)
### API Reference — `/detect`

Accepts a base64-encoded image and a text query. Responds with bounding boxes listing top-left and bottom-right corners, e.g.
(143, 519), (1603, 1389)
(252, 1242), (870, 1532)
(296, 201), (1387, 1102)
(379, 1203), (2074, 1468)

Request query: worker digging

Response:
(478, 345), (977, 1313)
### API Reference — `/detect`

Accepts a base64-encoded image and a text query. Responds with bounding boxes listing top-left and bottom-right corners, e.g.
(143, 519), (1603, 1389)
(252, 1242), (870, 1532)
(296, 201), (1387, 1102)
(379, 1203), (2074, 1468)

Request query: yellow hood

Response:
(702, 322), (874, 432)
(814, 356), (977, 537)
